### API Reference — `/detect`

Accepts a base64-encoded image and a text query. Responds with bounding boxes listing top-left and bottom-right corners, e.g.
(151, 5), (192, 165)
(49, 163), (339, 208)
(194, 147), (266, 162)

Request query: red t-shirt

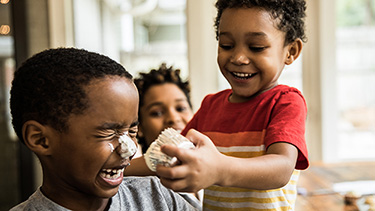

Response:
(182, 84), (309, 169)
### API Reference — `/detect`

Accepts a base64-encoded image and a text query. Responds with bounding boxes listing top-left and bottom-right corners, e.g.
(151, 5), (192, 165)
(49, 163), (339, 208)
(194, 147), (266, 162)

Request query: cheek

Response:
(83, 145), (111, 163)
(59, 147), (107, 175)
(143, 117), (164, 131)
(141, 121), (163, 141)
(217, 54), (226, 66)
(182, 113), (193, 123)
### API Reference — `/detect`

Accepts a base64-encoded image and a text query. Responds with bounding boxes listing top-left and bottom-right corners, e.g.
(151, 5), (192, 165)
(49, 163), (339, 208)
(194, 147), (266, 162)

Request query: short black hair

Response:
(134, 63), (191, 110)
(134, 63), (191, 153)
(214, 0), (307, 44)
(10, 48), (132, 143)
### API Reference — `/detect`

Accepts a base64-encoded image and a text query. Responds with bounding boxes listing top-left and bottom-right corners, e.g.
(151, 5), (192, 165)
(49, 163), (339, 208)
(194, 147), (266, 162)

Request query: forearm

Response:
(217, 153), (296, 190)
(216, 143), (298, 190)
(157, 131), (299, 193)
(124, 156), (156, 176)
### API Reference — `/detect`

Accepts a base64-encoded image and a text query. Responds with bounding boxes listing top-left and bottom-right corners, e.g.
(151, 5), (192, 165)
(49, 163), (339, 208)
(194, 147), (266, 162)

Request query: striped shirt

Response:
(182, 85), (309, 210)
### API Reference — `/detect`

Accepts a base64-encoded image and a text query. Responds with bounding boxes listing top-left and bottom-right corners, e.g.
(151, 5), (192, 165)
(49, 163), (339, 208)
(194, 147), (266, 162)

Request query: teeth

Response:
(100, 168), (124, 179)
(232, 72), (253, 77)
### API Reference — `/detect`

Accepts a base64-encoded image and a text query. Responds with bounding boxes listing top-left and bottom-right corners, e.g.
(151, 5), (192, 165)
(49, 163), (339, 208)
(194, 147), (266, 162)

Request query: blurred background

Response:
(0, 0), (374, 210)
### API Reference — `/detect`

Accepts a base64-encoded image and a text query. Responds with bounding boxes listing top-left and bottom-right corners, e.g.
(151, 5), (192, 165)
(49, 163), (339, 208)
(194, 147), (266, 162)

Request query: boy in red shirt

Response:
(157, 0), (309, 210)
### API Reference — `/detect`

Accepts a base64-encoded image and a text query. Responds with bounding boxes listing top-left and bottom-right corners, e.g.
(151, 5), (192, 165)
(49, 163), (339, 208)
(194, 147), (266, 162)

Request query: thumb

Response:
(160, 144), (180, 158)
(160, 143), (195, 164)
(185, 129), (214, 148)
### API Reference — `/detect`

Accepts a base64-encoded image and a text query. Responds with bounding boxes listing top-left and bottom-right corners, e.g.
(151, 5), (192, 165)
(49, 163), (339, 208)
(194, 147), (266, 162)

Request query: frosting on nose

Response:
(117, 132), (137, 159)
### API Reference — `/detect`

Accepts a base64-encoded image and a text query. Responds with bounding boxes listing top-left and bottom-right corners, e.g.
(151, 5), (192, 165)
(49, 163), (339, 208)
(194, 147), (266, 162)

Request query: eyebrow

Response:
(96, 120), (139, 130)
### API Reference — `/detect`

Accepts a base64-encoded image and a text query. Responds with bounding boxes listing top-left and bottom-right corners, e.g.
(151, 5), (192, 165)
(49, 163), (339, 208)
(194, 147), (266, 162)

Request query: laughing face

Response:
(43, 76), (139, 202)
(217, 7), (293, 103)
(139, 83), (193, 148)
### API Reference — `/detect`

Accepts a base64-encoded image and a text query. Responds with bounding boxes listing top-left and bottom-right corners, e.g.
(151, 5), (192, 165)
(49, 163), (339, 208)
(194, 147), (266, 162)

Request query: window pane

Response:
(73, 0), (188, 78)
(336, 0), (375, 160)
(119, 0), (189, 78)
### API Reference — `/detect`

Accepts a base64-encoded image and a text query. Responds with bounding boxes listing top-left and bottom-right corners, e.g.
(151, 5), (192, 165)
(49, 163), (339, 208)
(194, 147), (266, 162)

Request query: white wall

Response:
(186, 0), (220, 110)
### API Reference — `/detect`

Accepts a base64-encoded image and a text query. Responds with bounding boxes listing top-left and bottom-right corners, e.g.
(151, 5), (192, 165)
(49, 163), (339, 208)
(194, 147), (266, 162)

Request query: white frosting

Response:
(108, 143), (115, 152)
(118, 132), (138, 159)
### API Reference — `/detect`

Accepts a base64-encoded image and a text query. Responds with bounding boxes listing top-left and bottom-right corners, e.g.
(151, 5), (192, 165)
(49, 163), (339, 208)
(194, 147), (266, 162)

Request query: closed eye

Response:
(128, 128), (138, 139)
(249, 46), (266, 52)
(219, 44), (233, 50)
(95, 133), (117, 141)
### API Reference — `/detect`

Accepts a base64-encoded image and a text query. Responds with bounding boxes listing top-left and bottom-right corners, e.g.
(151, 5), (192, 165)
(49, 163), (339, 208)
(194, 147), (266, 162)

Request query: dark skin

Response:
(23, 77), (139, 210)
(125, 83), (193, 176)
(157, 130), (298, 192)
(156, 7), (302, 193)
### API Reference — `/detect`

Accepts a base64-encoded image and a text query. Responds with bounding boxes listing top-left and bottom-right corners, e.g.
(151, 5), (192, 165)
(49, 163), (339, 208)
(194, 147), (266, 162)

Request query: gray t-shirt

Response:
(10, 176), (200, 211)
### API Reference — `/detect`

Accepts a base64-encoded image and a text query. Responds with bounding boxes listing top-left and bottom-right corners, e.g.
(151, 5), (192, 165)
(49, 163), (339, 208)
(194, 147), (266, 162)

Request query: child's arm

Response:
(124, 156), (156, 176)
(156, 129), (298, 193)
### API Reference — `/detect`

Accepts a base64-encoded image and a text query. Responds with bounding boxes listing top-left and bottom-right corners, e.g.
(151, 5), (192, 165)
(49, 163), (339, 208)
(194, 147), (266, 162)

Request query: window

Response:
(121, 0), (188, 76)
(336, 0), (375, 161)
(73, 0), (189, 78)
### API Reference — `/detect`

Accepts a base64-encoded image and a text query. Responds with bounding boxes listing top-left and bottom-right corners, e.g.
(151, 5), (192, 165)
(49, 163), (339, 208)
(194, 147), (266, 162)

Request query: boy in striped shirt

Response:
(157, 0), (309, 210)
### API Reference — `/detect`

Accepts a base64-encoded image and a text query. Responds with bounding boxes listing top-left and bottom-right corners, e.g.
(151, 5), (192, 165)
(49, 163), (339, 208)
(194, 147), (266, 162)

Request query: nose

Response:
(115, 132), (138, 159)
(230, 47), (250, 65)
(165, 108), (181, 127)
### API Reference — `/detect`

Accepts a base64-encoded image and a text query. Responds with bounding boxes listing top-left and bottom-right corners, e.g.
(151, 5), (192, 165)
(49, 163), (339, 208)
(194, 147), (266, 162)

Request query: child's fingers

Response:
(156, 164), (189, 180)
(160, 144), (195, 164)
(184, 129), (200, 145)
(159, 177), (189, 192)
(185, 129), (208, 146)
(160, 144), (179, 157)
(185, 129), (216, 149)
(157, 165), (196, 192)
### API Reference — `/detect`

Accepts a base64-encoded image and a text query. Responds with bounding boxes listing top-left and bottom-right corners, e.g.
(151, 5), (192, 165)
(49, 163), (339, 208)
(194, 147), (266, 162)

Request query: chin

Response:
(91, 183), (121, 198)
(98, 187), (120, 199)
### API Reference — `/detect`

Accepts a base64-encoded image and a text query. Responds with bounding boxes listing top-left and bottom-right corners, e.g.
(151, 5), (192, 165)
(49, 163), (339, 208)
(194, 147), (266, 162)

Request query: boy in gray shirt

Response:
(9, 48), (200, 211)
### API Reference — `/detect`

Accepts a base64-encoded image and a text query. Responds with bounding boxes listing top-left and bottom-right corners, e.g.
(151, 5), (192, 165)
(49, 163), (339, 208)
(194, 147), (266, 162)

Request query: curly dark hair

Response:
(134, 63), (191, 152)
(214, 0), (307, 44)
(10, 48), (132, 144)
(134, 63), (191, 110)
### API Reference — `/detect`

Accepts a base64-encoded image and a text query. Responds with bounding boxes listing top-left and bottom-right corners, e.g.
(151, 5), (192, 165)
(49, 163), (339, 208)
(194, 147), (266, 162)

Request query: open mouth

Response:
(99, 168), (124, 180)
(231, 72), (257, 79)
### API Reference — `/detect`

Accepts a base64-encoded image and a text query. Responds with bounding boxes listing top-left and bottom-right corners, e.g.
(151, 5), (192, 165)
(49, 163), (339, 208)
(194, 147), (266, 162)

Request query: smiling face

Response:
(217, 7), (293, 103)
(43, 76), (139, 204)
(139, 83), (193, 148)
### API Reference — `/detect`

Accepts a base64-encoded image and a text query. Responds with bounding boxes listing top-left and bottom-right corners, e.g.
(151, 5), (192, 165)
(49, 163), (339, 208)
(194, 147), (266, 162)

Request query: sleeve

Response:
(264, 90), (309, 170)
(181, 95), (211, 136)
(181, 112), (199, 136)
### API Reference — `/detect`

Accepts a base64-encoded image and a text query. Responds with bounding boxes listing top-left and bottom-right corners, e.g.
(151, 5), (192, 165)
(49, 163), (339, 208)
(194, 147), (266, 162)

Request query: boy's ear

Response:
(22, 120), (53, 155)
(285, 38), (303, 65)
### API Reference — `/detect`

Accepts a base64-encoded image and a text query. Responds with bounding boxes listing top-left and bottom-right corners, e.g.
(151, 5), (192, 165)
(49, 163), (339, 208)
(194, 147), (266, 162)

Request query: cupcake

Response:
(144, 128), (195, 172)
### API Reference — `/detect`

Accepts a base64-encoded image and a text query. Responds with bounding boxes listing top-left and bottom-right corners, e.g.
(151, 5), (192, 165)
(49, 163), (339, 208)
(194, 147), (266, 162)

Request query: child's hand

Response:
(156, 129), (225, 193)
